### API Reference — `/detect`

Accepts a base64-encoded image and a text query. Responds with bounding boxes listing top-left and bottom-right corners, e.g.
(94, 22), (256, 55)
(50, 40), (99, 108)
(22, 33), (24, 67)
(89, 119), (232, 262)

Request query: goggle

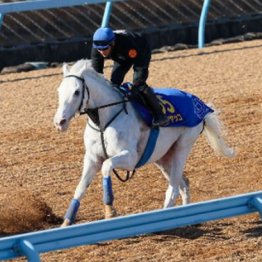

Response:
(93, 39), (114, 50)
(93, 40), (110, 47)
(97, 46), (110, 51)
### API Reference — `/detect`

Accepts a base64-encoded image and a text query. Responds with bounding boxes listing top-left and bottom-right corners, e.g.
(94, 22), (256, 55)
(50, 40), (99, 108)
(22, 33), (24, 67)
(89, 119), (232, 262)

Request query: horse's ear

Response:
(62, 63), (70, 76)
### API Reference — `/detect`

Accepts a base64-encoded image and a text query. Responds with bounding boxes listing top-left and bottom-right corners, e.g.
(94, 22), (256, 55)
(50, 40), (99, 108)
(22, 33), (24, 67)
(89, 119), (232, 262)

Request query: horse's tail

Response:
(203, 110), (235, 158)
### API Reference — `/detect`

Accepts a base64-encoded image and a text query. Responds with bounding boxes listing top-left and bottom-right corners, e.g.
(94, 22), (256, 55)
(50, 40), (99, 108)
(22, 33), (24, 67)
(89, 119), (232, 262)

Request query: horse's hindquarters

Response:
(149, 125), (202, 164)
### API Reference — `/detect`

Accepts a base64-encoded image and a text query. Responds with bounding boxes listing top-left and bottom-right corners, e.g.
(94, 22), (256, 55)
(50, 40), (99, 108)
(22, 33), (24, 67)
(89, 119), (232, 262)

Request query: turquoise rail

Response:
(0, 0), (212, 47)
(0, 0), (124, 29)
(198, 0), (212, 48)
(0, 191), (261, 261)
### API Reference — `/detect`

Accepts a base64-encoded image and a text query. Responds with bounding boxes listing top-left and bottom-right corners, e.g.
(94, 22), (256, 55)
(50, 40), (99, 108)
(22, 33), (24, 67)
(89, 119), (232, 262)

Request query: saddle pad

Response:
(121, 83), (214, 127)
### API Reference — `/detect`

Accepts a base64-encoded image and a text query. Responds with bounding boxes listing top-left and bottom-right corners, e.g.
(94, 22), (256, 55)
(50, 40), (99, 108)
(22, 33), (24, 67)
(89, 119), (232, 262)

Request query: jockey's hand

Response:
(111, 82), (130, 97)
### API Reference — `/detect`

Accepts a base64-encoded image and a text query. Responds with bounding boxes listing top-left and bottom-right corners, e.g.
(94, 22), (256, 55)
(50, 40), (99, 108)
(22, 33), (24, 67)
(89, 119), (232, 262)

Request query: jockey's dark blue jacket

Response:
(91, 30), (151, 87)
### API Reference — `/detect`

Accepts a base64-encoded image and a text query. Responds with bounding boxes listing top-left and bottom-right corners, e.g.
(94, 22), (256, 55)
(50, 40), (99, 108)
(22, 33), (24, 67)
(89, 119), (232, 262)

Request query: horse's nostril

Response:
(59, 119), (66, 126)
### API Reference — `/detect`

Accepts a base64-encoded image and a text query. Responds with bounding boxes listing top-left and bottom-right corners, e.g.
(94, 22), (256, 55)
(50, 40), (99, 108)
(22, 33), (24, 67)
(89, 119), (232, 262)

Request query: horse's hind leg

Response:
(179, 175), (190, 205)
(156, 143), (193, 208)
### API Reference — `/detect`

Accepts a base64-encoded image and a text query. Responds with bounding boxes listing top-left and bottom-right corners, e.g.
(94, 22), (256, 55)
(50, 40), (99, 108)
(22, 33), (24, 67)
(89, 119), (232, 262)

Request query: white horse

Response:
(53, 59), (234, 227)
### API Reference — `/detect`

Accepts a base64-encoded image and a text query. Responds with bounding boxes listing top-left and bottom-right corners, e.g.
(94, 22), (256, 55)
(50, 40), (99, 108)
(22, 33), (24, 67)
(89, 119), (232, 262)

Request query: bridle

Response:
(64, 74), (135, 182)
(65, 75), (90, 113)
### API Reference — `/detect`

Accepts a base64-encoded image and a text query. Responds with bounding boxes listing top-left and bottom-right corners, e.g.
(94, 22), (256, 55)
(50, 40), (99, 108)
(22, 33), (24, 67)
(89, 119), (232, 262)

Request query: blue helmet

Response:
(93, 27), (115, 49)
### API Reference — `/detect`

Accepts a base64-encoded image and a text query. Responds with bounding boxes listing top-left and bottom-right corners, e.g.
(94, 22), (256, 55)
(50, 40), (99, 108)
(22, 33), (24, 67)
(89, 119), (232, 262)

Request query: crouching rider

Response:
(91, 27), (169, 127)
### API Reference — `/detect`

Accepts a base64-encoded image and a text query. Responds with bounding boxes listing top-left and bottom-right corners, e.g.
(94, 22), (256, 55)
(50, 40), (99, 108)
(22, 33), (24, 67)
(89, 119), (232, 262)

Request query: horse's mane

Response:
(70, 59), (92, 74)
(70, 59), (112, 89)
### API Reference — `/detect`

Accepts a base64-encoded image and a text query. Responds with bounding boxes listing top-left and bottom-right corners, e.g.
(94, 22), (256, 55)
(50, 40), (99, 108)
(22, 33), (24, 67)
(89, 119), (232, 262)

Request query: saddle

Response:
(119, 82), (214, 127)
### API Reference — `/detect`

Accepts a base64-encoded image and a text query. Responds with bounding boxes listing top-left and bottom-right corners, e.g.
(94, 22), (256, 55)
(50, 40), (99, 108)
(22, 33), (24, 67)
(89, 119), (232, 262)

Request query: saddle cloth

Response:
(120, 83), (214, 127)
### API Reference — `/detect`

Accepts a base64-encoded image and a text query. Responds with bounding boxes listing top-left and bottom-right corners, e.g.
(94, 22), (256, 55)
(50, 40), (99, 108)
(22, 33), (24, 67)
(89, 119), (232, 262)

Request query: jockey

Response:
(91, 27), (169, 127)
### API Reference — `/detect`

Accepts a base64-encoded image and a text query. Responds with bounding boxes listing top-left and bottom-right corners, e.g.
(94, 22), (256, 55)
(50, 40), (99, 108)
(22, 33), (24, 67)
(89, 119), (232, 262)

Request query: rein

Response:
(80, 99), (128, 123)
(65, 74), (134, 182)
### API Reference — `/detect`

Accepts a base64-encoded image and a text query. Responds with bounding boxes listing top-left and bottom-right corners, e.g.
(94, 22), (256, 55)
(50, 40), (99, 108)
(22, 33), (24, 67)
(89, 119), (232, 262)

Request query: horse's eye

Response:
(74, 90), (80, 96)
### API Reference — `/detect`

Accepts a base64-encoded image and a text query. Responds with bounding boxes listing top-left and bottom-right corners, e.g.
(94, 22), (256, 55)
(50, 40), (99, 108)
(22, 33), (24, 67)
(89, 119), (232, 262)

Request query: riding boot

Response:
(139, 84), (169, 127)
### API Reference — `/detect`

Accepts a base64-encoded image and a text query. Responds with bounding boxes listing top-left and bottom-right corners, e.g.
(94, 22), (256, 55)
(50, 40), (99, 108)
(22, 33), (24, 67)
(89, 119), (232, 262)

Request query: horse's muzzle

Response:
(54, 117), (68, 132)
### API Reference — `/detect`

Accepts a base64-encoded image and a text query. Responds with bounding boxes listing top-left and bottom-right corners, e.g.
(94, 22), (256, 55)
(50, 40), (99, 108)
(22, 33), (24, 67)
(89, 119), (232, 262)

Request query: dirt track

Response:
(0, 40), (261, 261)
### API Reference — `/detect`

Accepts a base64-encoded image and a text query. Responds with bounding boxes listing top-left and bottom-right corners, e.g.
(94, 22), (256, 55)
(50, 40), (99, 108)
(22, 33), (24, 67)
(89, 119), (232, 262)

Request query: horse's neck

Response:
(84, 73), (124, 127)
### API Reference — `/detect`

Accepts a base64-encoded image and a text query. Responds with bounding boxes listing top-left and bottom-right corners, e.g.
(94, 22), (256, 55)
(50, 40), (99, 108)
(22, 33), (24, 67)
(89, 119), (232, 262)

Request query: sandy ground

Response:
(0, 40), (261, 261)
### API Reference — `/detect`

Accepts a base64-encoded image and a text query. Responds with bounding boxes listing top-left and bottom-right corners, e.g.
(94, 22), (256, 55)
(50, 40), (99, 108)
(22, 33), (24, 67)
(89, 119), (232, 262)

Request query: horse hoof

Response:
(61, 218), (71, 227)
(105, 205), (117, 219)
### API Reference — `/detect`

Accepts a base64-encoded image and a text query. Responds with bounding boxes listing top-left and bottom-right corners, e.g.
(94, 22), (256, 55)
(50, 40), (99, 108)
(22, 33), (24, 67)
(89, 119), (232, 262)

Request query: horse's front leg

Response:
(101, 150), (136, 219)
(61, 155), (99, 227)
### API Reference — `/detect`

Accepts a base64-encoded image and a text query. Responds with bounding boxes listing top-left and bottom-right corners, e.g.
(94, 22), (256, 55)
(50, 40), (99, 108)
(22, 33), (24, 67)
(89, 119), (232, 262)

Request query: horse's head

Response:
(54, 59), (121, 131)
(54, 62), (89, 131)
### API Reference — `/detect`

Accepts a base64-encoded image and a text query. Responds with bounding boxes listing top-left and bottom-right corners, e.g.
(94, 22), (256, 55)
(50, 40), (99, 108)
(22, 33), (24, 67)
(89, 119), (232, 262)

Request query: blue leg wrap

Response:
(64, 199), (80, 224)
(103, 176), (114, 205)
